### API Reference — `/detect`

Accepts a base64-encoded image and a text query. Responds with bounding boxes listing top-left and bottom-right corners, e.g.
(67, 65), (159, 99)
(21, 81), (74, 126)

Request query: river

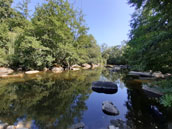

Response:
(0, 68), (171, 129)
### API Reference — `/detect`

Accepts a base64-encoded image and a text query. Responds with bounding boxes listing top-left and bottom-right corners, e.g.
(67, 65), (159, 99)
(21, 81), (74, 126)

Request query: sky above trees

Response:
(13, 0), (134, 46)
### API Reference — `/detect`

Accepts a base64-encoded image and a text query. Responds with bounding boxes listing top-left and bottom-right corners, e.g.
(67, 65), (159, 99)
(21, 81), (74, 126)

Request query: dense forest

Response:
(0, 0), (102, 70)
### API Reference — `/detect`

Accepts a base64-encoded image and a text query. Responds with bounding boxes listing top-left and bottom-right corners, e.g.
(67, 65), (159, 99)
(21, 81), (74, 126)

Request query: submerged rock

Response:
(69, 122), (85, 129)
(92, 81), (118, 94)
(102, 101), (119, 116)
(109, 119), (131, 129)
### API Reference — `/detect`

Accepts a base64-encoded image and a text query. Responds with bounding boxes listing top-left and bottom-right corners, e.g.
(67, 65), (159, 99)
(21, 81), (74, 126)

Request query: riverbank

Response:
(0, 63), (101, 78)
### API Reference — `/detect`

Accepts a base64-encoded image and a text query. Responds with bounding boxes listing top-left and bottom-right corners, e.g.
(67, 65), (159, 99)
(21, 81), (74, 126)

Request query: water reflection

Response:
(0, 68), (171, 129)
(0, 69), (101, 129)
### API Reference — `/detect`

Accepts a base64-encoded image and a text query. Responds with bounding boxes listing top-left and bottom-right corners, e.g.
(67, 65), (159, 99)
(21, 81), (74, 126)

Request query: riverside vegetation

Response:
(0, 0), (172, 123)
(0, 0), (102, 70)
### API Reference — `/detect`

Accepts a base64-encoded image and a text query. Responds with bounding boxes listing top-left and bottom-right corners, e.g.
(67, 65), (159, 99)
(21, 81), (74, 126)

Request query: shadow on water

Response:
(0, 68), (171, 129)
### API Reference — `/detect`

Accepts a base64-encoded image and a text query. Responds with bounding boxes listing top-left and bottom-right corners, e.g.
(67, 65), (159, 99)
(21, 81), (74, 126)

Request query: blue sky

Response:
(13, 0), (134, 46)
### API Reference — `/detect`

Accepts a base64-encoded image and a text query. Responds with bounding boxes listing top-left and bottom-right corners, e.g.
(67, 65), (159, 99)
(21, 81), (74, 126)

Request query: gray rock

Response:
(92, 81), (118, 94)
(128, 71), (152, 77)
(102, 101), (119, 115)
(0, 123), (8, 129)
(69, 122), (85, 129)
(142, 85), (163, 97)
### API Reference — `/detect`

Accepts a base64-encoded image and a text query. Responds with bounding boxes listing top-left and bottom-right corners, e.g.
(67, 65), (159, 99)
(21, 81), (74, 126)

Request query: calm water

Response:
(0, 68), (171, 129)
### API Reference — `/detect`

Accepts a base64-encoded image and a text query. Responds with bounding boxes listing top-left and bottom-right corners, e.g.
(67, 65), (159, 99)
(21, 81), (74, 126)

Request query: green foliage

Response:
(152, 78), (172, 107)
(101, 44), (127, 65)
(13, 35), (54, 70)
(126, 0), (172, 73)
(160, 94), (172, 107)
(0, 0), (102, 69)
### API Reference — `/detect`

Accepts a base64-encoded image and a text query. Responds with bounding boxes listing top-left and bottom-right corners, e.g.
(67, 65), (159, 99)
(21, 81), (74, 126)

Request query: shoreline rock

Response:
(142, 85), (163, 97)
(81, 63), (91, 69)
(52, 67), (64, 73)
(25, 70), (40, 75)
(0, 67), (14, 75)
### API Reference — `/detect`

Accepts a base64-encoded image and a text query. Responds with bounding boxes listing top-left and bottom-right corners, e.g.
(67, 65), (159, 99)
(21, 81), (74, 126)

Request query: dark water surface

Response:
(0, 68), (171, 129)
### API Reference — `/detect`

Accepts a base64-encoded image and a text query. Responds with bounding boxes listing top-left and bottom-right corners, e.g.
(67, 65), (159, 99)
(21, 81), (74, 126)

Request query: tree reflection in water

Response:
(0, 69), (101, 129)
(125, 81), (169, 129)
(0, 68), (171, 129)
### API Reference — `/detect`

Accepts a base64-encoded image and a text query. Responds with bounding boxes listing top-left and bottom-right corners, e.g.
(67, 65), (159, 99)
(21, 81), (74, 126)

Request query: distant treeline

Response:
(0, 0), (102, 70)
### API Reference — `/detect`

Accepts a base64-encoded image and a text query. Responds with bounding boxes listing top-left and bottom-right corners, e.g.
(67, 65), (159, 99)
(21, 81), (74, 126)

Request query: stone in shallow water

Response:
(69, 122), (85, 129)
(102, 101), (119, 116)
(0, 123), (8, 129)
(92, 81), (118, 94)
(109, 119), (132, 129)
(108, 125), (119, 129)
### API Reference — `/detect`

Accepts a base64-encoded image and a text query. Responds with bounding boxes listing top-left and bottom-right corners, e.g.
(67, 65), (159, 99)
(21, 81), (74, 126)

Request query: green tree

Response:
(126, 0), (172, 72)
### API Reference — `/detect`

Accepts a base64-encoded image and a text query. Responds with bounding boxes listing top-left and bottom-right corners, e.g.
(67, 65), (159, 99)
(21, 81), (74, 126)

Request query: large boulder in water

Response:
(92, 81), (118, 94)
(102, 101), (119, 116)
